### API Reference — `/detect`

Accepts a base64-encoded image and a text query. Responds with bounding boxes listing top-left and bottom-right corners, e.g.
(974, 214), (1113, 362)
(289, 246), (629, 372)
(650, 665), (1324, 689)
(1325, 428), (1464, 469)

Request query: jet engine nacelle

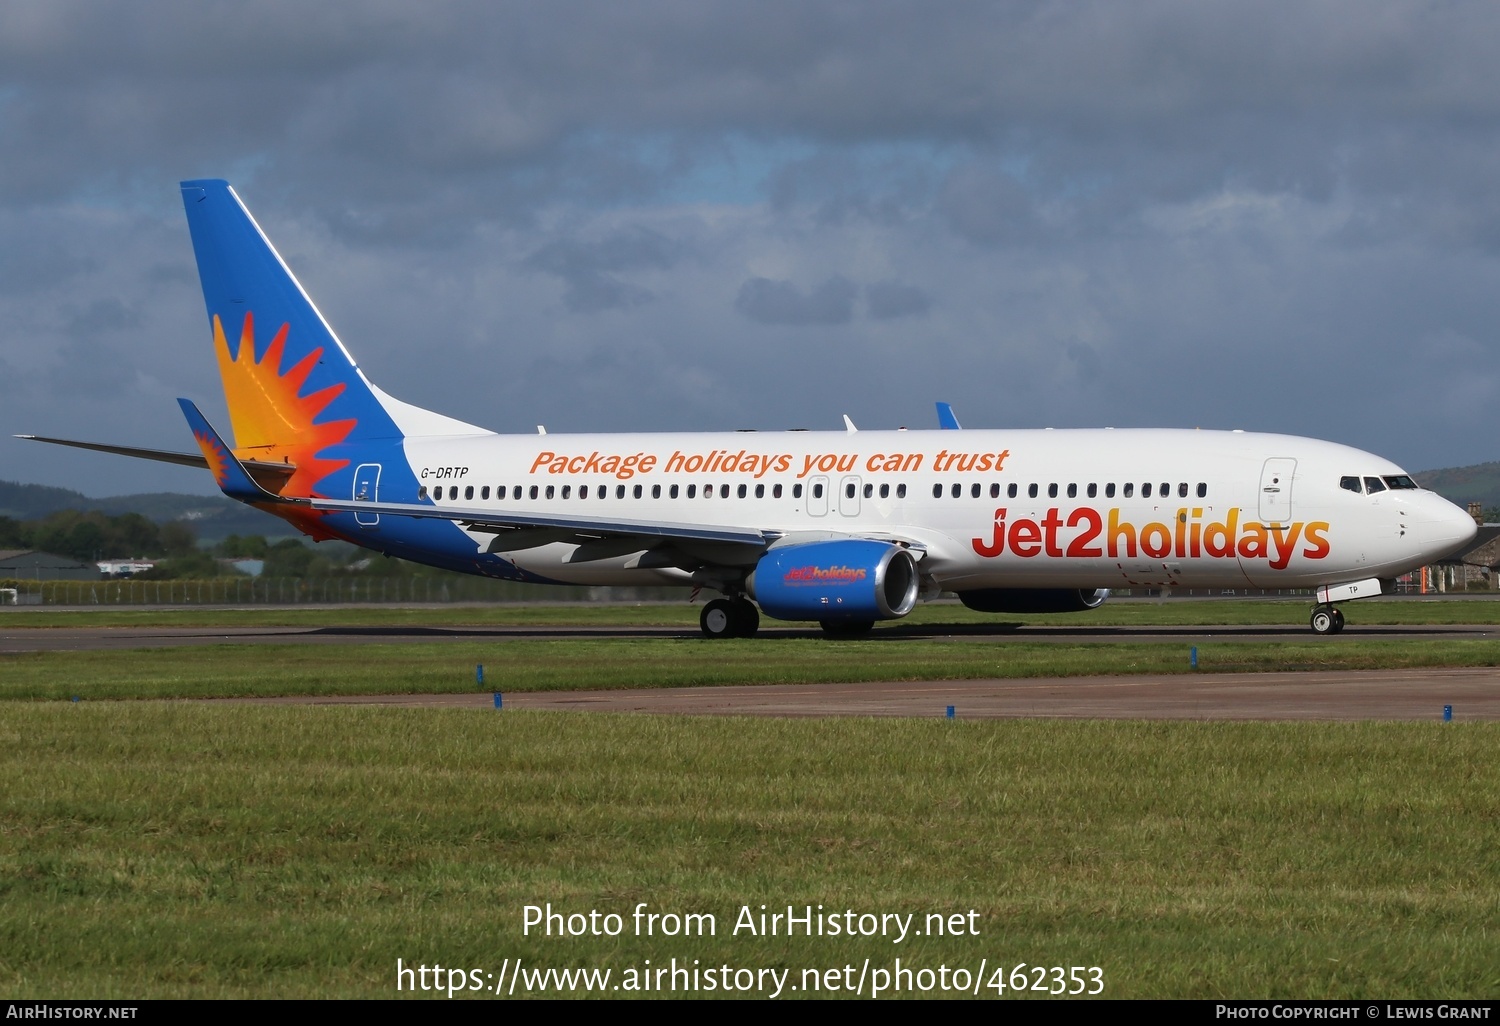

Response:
(749, 539), (920, 623)
(957, 587), (1110, 614)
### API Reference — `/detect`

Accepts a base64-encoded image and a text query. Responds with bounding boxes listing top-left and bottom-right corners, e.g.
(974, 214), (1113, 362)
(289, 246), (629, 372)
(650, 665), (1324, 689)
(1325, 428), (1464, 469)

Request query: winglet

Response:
(936, 402), (962, 430)
(177, 398), (291, 504)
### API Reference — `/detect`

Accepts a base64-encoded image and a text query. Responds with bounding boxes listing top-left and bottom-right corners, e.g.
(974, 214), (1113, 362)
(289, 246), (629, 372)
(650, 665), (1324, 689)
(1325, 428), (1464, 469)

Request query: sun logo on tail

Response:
(191, 429), (232, 490)
(213, 312), (356, 497)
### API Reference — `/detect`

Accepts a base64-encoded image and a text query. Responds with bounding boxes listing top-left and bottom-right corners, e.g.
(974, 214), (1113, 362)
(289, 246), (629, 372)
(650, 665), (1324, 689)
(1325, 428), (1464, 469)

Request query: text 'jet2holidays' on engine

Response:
(19, 181), (1480, 637)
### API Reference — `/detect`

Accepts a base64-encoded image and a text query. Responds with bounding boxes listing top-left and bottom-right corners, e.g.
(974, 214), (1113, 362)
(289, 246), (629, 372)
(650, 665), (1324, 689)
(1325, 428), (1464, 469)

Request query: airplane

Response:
(20, 180), (1481, 638)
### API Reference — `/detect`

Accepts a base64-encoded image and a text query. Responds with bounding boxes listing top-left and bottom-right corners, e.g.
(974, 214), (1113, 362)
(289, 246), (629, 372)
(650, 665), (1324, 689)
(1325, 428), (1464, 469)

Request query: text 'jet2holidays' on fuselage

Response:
(19, 180), (1480, 637)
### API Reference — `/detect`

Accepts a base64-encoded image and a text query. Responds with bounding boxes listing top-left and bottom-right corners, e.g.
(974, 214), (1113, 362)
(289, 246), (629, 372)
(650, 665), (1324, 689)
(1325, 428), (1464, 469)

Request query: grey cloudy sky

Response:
(3, 0), (1500, 496)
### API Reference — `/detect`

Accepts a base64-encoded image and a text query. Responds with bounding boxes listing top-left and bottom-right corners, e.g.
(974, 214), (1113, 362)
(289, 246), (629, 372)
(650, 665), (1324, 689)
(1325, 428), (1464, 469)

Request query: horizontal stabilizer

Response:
(177, 398), (294, 503)
(17, 433), (295, 483)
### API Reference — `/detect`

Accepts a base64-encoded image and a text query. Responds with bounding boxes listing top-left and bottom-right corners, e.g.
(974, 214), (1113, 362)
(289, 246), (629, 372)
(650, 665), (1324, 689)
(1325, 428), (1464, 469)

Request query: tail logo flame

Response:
(214, 311), (356, 496)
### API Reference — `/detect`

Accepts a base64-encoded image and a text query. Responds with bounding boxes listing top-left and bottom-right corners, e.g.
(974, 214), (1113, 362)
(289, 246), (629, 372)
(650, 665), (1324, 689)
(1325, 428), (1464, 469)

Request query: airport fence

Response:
(0, 577), (683, 606)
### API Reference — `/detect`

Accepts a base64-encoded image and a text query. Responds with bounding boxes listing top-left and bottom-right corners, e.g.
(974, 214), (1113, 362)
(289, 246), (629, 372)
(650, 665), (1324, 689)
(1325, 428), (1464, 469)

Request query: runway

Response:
(7, 618), (1498, 721)
(222, 667), (1500, 721)
(2, 620), (1497, 652)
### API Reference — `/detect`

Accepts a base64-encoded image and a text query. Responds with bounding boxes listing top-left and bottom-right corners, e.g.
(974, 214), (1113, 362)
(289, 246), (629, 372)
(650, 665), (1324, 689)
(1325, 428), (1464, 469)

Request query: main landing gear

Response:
(700, 597), (760, 638)
(1309, 604), (1346, 635)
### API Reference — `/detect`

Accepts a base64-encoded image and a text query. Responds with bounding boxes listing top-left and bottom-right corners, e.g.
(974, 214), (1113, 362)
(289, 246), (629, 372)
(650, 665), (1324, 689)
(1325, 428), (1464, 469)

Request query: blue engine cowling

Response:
(957, 588), (1109, 613)
(749, 539), (920, 623)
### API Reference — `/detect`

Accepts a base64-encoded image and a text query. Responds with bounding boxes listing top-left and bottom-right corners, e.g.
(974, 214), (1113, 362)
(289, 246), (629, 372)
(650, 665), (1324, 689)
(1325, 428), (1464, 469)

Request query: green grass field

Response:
(4, 595), (1500, 630)
(1, 705), (1495, 998)
(7, 637), (1500, 701)
(3, 601), (1497, 999)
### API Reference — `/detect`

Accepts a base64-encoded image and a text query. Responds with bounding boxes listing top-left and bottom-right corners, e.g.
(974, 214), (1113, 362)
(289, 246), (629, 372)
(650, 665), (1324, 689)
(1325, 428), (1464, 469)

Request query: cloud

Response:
(734, 275), (857, 326)
(525, 225), (684, 313)
(865, 280), (931, 320)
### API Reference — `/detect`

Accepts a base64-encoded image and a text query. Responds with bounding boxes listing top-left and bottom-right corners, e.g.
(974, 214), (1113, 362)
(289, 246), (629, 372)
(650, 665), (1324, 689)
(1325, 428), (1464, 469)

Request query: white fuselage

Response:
(396, 427), (1476, 592)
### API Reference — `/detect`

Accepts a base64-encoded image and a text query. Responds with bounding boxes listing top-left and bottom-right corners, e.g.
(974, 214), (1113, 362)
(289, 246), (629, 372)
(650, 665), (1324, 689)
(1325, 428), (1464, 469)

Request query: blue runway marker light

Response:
(494, 692), (502, 710)
(946, 705), (955, 719)
(1444, 704), (1452, 722)
(1190, 646), (1198, 669)
(476, 664), (485, 687)
(71, 696), (79, 703)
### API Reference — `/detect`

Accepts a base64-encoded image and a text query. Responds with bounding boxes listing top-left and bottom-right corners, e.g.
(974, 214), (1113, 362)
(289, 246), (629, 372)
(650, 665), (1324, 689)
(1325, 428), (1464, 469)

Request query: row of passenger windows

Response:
(419, 481), (912, 502)
(936, 481), (1210, 500)
(418, 480), (1209, 503)
(1339, 475), (1419, 494)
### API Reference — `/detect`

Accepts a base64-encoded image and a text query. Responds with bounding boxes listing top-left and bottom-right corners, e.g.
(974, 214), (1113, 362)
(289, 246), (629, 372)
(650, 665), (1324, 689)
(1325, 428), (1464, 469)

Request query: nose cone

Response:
(1414, 493), (1479, 562)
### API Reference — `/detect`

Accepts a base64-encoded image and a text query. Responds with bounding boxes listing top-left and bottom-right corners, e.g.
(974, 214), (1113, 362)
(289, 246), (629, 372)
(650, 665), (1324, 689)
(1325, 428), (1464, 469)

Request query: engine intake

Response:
(750, 539), (919, 623)
(957, 588), (1110, 614)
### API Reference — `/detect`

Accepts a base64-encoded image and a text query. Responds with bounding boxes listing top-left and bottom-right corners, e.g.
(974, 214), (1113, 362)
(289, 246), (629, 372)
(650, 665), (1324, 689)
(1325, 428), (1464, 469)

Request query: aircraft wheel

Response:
(700, 599), (737, 639)
(1309, 606), (1336, 635)
(1332, 608), (1345, 633)
(730, 598), (760, 637)
(820, 619), (874, 638)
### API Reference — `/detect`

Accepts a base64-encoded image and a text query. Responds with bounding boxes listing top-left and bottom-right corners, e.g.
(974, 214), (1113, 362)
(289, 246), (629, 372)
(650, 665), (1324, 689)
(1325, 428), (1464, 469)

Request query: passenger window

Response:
(1123, 483), (1133, 498)
(480, 486), (489, 500)
(1178, 482), (1188, 498)
(896, 483), (907, 498)
(793, 484), (803, 498)
(813, 483), (824, 498)
(990, 483), (1000, 499)
(739, 484), (748, 498)
(530, 485), (539, 500)
(773, 484), (783, 498)
(1340, 476), (1361, 493)
(1143, 483), (1152, 498)
(652, 484), (661, 498)
(562, 485), (571, 499)
(687, 484), (696, 498)
(721, 484), (730, 498)
(1364, 476), (1387, 493)
(756, 484), (765, 498)
(634, 485), (643, 499)
(1106, 483), (1115, 498)
(880, 483), (890, 498)
(847, 483), (856, 498)
(418, 486), (427, 500)
(1160, 482), (1169, 497)
(513, 486), (522, 500)
(545, 485), (555, 499)
(1087, 483), (1097, 498)
(864, 483), (873, 498)
(951, 483), (961, 498)
(1196, 483), (1207, 498)
(1067, 483), (1077, 498)
(1008, 483), (1018, 498)
(1028, 483), (1038, 498)
(971, 483), (981, 498)
(670, 484), (680, 498)
(616, 485), (625, 499)
(1048, 483), (1058, 498)
(705, 485), (714, 499)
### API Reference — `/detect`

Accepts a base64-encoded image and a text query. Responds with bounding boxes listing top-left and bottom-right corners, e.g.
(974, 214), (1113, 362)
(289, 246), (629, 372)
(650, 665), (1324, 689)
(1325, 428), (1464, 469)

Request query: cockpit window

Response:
(1364, 476), (1387, 494)
(1340, 476), (1362, 493)
(1383, 475), (1418, 490)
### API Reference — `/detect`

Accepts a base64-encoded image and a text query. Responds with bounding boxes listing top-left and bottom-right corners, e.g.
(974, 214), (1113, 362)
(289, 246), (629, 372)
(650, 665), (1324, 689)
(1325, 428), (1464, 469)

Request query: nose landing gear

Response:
(1309, 604), (1345, 634)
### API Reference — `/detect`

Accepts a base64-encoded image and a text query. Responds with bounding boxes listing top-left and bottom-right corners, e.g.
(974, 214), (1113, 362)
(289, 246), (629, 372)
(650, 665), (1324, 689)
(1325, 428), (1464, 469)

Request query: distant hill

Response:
(1412, 462), (1500, 511)
(0, 480), (298, 542)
